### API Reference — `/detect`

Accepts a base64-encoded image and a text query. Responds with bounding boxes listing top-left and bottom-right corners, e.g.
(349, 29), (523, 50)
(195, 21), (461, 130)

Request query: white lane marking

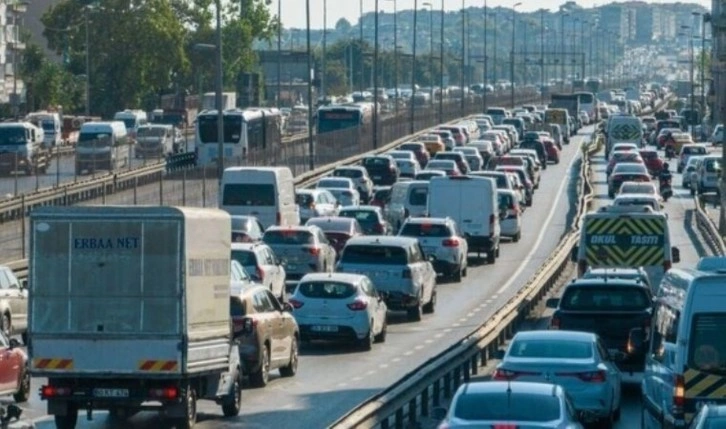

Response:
(443, 328), (452, 333)
(425, 339), (434, 344)
(352, 376), (362, 382)
(458, 317), (468, 323)
(378, 364), (389, 369)
(452, 323), (461, 327)
(434, 333), (444, 338)
(414, 345), (424, 350)
(366, 370), (376, 375)
(496, 148), (580, 294)
(392, 357), (401, 362)
(404, 350), (413, 356)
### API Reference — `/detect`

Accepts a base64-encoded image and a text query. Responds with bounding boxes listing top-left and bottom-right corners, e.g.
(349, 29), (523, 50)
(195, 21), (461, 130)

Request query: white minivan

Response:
(385, 180), (429, 231)
(220, 167), (300, 228)
(75, 121), (130, 174)
(427, 175), (501, 263)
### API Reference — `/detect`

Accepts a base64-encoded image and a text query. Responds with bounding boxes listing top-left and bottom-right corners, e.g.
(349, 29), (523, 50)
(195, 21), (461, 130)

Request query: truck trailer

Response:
(28, 206), (241, 429)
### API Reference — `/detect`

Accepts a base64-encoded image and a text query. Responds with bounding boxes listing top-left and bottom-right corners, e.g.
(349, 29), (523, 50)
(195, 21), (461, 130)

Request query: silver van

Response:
(385, 181), (429, 231)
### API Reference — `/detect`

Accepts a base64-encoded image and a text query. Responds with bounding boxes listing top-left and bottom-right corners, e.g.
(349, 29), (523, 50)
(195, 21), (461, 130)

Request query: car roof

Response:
(458, 381), (562, 396)
(299, 272), (367, 283)
(231, 283), (268, 298)
(335, 165), (365, 171)
(231, 242), (265, 250)
(345, 235), (418, 247)
(615, 193), (658, 199)
(266, 225), (317, 232)
(585, 267), (645, 277)
(513, 330), (596, 342)
(405, 217), (449, 225)
(339, 205), (381, 212)
(569, 277), (647, 287)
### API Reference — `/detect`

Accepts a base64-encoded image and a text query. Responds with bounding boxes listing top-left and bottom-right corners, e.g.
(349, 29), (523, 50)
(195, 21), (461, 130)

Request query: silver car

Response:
(262, 225), (337, 281)
(398, 217), (469, 282)
(493, 330), (623, 426)
(433, 381), (584, 428)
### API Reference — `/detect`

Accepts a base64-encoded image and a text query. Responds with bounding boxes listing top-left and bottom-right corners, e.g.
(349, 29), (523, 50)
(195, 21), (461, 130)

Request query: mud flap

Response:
(215, 344), (241, 400)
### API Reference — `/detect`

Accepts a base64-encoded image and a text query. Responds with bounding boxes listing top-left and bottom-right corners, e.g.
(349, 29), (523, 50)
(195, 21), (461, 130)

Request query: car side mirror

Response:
(672, 246), (680, 264)
(431, 407), (448, 421)
(570, 245), (579, 262)
(8, 338), (20, 349)
(282, 302), (294, 313)
(545, 297), (560, 309)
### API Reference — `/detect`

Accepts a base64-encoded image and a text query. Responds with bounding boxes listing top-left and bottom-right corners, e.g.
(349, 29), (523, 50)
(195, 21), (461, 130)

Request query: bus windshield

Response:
(318, 110), (361, 133)
(198, 115), (243, 144)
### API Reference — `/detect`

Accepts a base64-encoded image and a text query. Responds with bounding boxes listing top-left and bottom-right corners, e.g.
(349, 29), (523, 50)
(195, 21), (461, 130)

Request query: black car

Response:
(547, 277), (653, 373)
(362, 155), (399, 186)
(518, 139), (548, 169)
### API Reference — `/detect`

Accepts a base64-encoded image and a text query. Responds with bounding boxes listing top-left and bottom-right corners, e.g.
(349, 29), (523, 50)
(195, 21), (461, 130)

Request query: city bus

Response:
(317, 103), (374, 135)
(574, 91), (599, 122)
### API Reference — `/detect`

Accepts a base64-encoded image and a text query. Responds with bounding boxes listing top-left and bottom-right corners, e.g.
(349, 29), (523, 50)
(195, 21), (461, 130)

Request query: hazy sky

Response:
(275, 0), (710, 29)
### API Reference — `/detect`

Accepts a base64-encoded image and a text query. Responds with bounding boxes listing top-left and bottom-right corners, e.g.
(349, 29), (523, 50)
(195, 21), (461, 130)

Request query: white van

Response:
(75, 121), (130, 174)
(26, 111), (62, 147)
(605, 114), (643, 158)
(385, 181), (429, 231)
(220, 167), (300, 228)
(641, 266), (726, 429)
(427, 175), (501, 263)
(113, 109), (148, 139)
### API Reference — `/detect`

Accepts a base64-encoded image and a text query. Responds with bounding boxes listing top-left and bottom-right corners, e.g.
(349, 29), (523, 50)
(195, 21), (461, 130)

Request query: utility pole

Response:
(410, 0), (418, 135)
(322, 0), (327, 101)
(277, 0), (282, 108)
(306, 0), (314, 170)
(540, 8), (545, 102)
(373, 0), (380, 148)
(560, 12), (567, 87)
(359, 0), (364, 93)
(214, 0), (224, 180)
(392, 0), (398, 115)
(84, 6), (91, 116)
(483, 0), (488, 112)
(461, 1), (466, 116)
(510, 3), (521, 108)
(492, 13), (497, 84)
(438, 0), (444, 123)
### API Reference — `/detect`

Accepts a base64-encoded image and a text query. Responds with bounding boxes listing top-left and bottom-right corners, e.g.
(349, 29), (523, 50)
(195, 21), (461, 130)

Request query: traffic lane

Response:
(588, 149), (704, 267)
(24, 129), (591, 428)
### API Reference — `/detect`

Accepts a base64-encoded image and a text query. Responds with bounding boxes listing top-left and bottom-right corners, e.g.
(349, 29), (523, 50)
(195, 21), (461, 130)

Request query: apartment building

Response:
(1, 0), (25, 108)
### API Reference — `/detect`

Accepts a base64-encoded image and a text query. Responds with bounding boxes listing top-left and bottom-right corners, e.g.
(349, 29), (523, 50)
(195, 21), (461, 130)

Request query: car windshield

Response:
(613, 153), (642, 163)
(297, 281), (357, 299)
(340, 210), (378, 224)
(0, 127), (27, 145)
(329, 189), (355, 205)
(230, 217), (251, 231)
(341, 245), (408, 265)
(137, 127), (166, 138)
(613, 164), (646, 174)
(263, 230), (315, 245)
(307, 219), (351, 233)
(428, 161), (454, 169)
(640, 151), (657, 160)
(400, 223), (451, 238)
(561, 286), (650, 311)
(230, 250), (257, 266)
(388, 152), (410, 160)
(319, 179), (350, 188)
(230, 297), (247, 317)
(705, 159), (722, 173)
(453, 392), (560, 422)
(78, 132), (113, 147)
(363, 157), (390, 167)
(400, 144), (423, 152)
(688, 313), (726, 374)
(295, 193), (314, 207)
(333, 169), (362, 179)
(619, 184), (655, 194)
(478, 174), (507, 188)
(223, 184), (275, 206)
(508, 339), (593, 359)
(373, 189), (391, 201)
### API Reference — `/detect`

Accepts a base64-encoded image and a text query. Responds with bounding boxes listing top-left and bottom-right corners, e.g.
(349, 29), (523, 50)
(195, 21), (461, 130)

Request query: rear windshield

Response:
(333, 169), (362, 178)
(231, 250), (258, 266)
(400, 144), (422, 152)
(363, 157), (391, 167)
(223, 184), (275, 206)
(263, 230), (315, 245)
(341, 245), (408, 265)
(297, 281), (357, 299)
(478, 174), (506, 188)
(230, 297), (247, 317)
(319, 179), (351, 188)
(688, 313), (726, 373)
(340, 210), (377, 224)
(509, 339), (593, 359)
(295, 193), (314, 206)
(400, 223), (451, 238)
(683, 146), (707, 155)
(561, 286), (650, 311)
(453, 392), (560, 422)
(408, 187), (428, 206)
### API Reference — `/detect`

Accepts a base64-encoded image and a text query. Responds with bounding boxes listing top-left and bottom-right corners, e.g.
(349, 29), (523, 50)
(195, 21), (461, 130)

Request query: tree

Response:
(335, 18), (352, 33)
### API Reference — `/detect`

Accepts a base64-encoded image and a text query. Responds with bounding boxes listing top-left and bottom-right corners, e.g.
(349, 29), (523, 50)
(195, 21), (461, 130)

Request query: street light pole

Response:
(461, 0), (466, 116)
(374, 0), (380, 148)
(492, 13), (497, 84)
(702, 14), (709, 124)
(322, 0), (327, 101)
(359, 0), (364, 93)
(560, 12), (567, 88)
(483, 0), (488, 112)
(214, 0), (225, 180)
(510, 2), (521, 108)
(410, 0), (418, 135)
(84, 6), (91, 116)
(423, 2), (433, 106)
(389, 0), (398, 115)
(439, 0), (444, 123)
(277, 0), (282, 108)
(540, 8), (545, 102)
(306, 0), (314, 170)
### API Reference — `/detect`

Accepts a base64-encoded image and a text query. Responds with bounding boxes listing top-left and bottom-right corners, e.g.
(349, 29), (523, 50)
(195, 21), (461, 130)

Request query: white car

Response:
(316, 177), (356, 193)
(395, 158), (421, 178)
(612, 193), (663, 212)
(398, 217), (469, 282)
(332, 166), (373, 201)
(231, 242), (287, 300)
(682, 155), (704, 189)
(497, 189), (522, 242)
(327, 187), (361, 207)
(289, 273), (388, 350)
(617, 181), (658, 197)
(262, 225), (337, 281)
(579, 110), (590, 126)
(296, 189), (339, 223)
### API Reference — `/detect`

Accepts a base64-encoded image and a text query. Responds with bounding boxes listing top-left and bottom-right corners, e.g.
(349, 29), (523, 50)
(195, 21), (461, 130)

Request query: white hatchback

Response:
(398, 217), (469, 282)
(289, 273), (388, 350)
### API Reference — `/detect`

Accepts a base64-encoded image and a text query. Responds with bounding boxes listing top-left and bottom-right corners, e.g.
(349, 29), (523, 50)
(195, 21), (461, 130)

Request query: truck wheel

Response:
(54, 406), (78, 429)
(173, 387), (197, 429)
(13, 368), (30, 402)
(250, 346), (270, 387)
(221, 371), (242, 417)
(279, 337), (299, 377)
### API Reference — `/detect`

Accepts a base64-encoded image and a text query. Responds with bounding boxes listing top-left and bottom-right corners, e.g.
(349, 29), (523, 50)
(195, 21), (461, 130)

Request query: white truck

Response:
(202, 92), (237, 111)
(28, 206), (242, 429)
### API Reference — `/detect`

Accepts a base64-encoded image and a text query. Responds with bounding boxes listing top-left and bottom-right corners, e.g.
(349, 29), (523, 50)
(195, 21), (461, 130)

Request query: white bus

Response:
(195, 108), (282, 166)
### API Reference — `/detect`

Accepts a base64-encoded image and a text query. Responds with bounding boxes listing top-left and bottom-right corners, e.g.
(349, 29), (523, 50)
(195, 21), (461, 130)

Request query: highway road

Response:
(419, 140), (712, 429)
(20, 125), (595, 428)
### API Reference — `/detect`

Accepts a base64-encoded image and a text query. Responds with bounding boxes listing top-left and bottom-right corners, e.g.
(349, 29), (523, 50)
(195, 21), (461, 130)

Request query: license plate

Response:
(373, 176), (382, 180)
(311, 325), (339, 333)
(93, 388), (129, 398)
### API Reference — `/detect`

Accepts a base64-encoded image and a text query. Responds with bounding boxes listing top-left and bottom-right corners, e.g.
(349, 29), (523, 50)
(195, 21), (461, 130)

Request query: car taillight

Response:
(402, 268), (412, 279)
(308, 247), (321, 256)
(492, 369), (537, 380)
(673, 375), (685, 416)
(41, 386), (72, 398)
(550, 315), (560, 329)
(149, 387), (178, 400)
(492, 425), (517, 429)
(442, 238), (460, 247)
(289, 298), (304, 309)
(232, 316), (246, 332)
(347, 299), (368, 311)
(556, 370), (607, 383)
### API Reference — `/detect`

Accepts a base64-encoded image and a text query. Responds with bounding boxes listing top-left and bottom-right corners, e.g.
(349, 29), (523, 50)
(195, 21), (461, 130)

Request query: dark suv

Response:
(362, 155), (399, 186)
(546, 276), (653, 373)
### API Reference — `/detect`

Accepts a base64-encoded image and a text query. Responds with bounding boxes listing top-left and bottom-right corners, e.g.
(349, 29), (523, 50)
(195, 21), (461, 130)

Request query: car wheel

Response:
(374, 318), (387, 343)
(1, 313), (11, 338)
(614, 402), (622, 421)
(20, 332), (27, 346)
(462, 264), (468, 277)
(279, 337), (299, 377)
(452, 267), (462, 282)
(407, 302), (423, 322)
(13, 368), (30, 402)
(513, 231), (521, 242)
(423, 290), (436, 314)
(221, 370), (242, 417)
(358, 327), (373, 351)
(250, 345), (270, 387)
(691, 187), (696, 196)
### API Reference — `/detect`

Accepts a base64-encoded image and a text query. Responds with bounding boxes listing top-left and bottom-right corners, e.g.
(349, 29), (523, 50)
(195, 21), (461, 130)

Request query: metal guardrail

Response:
(694, 197), (726, 256)
(328, 130), (600, 429)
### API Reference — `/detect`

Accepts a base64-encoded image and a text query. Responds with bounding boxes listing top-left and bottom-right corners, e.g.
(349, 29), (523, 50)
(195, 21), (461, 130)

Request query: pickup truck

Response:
(29, 206), (242, 429)
(547, 277), (654, 374)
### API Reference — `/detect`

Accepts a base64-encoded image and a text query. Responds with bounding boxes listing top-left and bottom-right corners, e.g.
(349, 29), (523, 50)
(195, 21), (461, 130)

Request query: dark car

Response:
(547, 277), (653, 373)
(370, 186), (392, 209)
(305, 216), (364, 257)
(518, 139), (548, 169)
(338, 206), (391, 235)
(362, 155), (399, 186)
(399, 142), (430, 169)
(434, 152), (470, 175)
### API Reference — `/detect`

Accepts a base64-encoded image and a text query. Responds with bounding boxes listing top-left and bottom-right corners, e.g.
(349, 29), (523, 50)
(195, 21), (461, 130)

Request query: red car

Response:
(0, 333), (30, 404)
(398, 142), (430, 169)
(639, 149), (663, 176)
(606, 152), (644, 176)
(543, 139), (560, 164)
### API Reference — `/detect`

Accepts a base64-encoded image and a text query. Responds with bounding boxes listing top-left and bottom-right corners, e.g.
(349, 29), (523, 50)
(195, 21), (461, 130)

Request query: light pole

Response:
(321, 0), (327, 102)
(410, 0), (419, 135)
(385, 0), (398, 115)
(560, 11), (568, 87)
(492, 13), (498, 84)
(510, 2), (521, 108)
(84, 5), (92, 116)
(423, 2), (433, 106)
(540, 8), (545, 102)
(373, 0), (380, 148)
(306, 0), (314, 170)
(438, 0), (444, 123)
(460, 1), (467, 115)
(214, 0), (224, 179)
(702, 13), (710, 125)
(483, 0), (488, 112)
(691, 12), (702, 138)
(359, 0), (364, 93)
(277, 0), (282, 108)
